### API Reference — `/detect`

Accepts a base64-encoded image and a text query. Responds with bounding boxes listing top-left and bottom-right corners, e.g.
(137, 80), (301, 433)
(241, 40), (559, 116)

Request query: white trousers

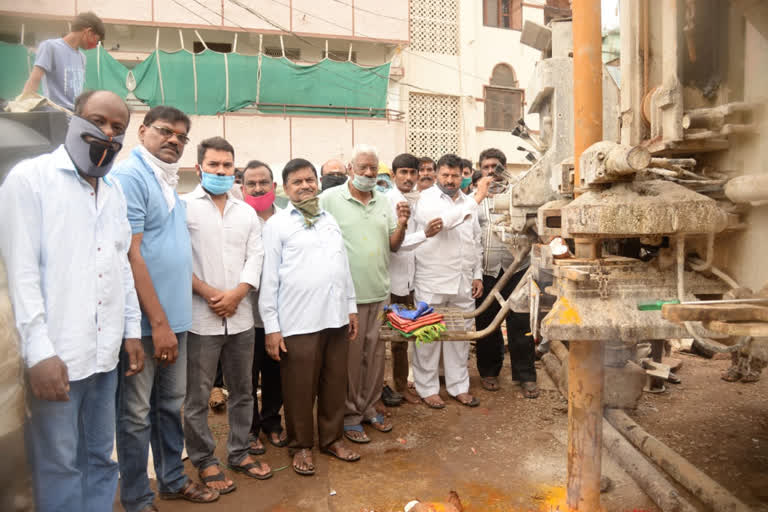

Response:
(412, 276), (475, 398)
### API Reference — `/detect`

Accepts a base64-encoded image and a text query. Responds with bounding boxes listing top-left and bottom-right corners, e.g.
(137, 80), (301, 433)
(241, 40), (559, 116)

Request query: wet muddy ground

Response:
(138, 350), (658, 512)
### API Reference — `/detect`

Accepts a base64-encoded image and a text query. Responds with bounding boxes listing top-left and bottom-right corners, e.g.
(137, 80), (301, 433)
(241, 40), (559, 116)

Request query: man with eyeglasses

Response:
(113, 106), (220, 511)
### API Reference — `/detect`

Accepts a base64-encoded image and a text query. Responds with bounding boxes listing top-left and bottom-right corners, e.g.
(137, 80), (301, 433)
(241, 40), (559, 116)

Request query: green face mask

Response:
(291, 197), (321, 227)
(460, 176), (472, 189)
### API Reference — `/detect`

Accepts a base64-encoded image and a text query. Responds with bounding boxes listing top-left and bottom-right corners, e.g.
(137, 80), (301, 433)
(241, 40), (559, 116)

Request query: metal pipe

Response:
(566, 339), (605, 512)
(572, 0), (603, 195)
(604, 409), (752, 512)
(541, 345), (699, 512)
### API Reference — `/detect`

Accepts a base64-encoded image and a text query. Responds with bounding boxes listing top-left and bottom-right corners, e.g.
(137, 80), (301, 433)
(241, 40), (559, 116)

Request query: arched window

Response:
(484, 64), (523, 131)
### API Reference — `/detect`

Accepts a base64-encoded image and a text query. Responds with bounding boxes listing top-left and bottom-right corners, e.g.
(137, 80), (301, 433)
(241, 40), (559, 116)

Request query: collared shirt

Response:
(478, 198), (530, 278)
(259, 205), (357, 337)
(413, 186), (483, 296)
(113, 148), (193, 336)
(386, 188), (421, 296)
(0, 146), (141, 380)
(251, 204), (282, 329)
(319, 183), (397, 304)
(183, 185), (264, 336)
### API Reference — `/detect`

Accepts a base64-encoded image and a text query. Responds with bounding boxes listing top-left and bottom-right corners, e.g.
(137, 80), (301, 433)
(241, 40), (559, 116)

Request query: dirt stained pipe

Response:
(569, 0), (605, 511)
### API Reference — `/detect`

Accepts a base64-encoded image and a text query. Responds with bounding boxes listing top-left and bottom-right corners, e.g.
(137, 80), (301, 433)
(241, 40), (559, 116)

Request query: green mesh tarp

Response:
(0, 42), (32, 100)
(259, 56), (391, 117)
(1, 43), (391, 117)
(84, 46), (130, 98)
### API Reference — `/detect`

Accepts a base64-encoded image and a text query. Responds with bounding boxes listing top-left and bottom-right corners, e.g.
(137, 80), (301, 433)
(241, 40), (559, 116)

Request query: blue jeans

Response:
(25, 369), (118, 512)
(116, 333), (188, 512)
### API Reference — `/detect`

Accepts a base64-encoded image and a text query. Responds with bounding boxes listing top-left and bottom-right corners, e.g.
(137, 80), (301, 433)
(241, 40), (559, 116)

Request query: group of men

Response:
(1, 85), (537, 511)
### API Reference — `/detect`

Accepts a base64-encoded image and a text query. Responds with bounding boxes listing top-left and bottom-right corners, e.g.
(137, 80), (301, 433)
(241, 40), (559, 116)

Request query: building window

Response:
(410, 0), (460, 56)
(408, 92), (461, 158)
(484, 64), (523, 131)
(264, 47), (301, 60)
(483, 0), (523, 31)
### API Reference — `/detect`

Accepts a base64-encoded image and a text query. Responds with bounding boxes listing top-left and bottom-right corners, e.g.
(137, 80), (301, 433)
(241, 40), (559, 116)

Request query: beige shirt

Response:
(183, 185), (264, 335)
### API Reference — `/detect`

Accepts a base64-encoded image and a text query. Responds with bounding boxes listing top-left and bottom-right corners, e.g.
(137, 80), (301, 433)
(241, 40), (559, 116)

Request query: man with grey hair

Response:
(320, 144), (410, 443)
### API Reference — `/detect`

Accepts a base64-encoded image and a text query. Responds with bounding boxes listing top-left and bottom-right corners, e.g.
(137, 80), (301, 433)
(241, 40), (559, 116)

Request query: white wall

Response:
(0, 0), (409, 42)
(398, 0), (543, 165)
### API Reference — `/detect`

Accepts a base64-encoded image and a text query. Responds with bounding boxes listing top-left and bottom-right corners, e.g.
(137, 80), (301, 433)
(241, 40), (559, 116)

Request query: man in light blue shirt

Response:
(0, 90), (142, 512)
(22, 12), (104, 111)
(113, 106), (218, 510)
(259, 158), (360, 476)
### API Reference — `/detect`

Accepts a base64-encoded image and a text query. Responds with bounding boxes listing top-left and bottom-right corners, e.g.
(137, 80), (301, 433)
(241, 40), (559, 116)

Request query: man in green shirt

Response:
(320, 144), (410, 444)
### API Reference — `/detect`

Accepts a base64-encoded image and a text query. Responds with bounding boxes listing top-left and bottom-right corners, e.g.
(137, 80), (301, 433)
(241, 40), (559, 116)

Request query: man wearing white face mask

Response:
(113, 107), (220, 509)
(319, 144), (410, 444)
(0, 90), (142, 511)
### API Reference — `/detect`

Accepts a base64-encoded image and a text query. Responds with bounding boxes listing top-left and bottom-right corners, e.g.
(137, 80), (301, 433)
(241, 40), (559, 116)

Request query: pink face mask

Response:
(244, 188), (276, 212)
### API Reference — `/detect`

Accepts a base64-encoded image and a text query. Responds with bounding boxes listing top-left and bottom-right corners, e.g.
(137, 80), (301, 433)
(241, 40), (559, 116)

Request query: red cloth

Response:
(386, 311), (445, 333)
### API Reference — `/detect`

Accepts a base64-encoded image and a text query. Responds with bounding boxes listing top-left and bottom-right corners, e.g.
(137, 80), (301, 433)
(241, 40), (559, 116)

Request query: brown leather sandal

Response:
(160, 479), (219, 503)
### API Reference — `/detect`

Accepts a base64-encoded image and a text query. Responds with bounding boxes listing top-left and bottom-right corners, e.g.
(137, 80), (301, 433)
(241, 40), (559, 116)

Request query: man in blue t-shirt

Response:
(22, 12), (104, 111)
(113, 106), (219, 511)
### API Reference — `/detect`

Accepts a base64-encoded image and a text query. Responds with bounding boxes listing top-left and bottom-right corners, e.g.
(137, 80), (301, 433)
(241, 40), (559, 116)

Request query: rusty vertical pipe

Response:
(572, 0), (603, 194)
(567, 339), (605, 511)
(569, 2), (604, 510)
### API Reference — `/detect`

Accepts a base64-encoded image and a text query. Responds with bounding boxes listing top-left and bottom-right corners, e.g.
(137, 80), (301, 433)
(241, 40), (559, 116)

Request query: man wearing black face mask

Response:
(319, 158), (348, 192)
(0, 90), (143, 512)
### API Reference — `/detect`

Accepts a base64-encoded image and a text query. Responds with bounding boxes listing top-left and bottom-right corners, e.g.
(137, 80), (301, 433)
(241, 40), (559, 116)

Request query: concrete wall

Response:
(0, 0), (409, 42)
(397, 0), (543, 165)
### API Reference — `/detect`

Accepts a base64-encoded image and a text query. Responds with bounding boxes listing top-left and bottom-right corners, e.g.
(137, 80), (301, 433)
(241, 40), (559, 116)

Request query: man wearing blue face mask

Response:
(181, 137), (271, 493)
(0, 90), (142, 511)
(320, 144), (410, 444)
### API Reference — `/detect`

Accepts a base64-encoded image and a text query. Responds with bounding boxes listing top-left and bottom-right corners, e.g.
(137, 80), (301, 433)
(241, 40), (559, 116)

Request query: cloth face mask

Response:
(64, 116), (124, 178)
(352, 174), (377, 192)
(244, 189), (276, 212)
(201, 172), (235, 195)
(460, 176), (472, 189)
(321, 174), (347, 190)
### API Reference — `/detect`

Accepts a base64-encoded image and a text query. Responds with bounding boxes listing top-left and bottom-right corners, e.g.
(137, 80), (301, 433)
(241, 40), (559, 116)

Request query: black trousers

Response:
(475, 267), (537, 382)
(251, 327), (284, 435)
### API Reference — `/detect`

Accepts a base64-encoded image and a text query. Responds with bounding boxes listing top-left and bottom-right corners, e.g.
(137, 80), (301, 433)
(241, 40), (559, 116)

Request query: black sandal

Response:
(451, 394), (480, 407)
(230, 460), (273, 480)
(248, 433), (266, 455)
(199, 466), (237, 495)
(268, 430), (288, 448)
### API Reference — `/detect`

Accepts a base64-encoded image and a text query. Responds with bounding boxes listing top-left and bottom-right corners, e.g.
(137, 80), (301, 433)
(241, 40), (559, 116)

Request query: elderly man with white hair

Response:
(319, 144), (410, 444)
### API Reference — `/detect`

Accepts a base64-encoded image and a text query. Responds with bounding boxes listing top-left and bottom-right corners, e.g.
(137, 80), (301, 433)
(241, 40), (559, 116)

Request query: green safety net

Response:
(85, 46), (130, 98)
(1, 42), (391, 117)
(0, 42), (32, 100)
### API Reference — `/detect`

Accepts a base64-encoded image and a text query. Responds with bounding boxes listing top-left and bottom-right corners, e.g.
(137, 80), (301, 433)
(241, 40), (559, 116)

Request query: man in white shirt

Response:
(0, 90), (142, 511)
(182, 137), (269, 494)
(260, 158), (360, 475)
(239, 160), (287, 454)
(385, 153), (444, 405)
(417, 156), (437, 191)
(412, 154), (484, 409)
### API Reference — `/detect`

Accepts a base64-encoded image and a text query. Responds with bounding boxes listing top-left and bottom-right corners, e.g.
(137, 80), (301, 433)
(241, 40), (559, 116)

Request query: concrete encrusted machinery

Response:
(489, 0), (768, 510)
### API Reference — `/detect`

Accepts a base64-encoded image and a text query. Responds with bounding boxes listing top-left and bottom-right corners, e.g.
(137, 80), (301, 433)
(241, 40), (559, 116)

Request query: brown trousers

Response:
(345, 301), (385, 426)
(390, 292), (414, 392)
(280, 326), (349, 451)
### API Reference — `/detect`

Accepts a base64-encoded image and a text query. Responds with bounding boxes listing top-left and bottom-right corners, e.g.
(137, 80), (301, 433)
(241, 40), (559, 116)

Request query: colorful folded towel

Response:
(386, 312), (445, 333)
